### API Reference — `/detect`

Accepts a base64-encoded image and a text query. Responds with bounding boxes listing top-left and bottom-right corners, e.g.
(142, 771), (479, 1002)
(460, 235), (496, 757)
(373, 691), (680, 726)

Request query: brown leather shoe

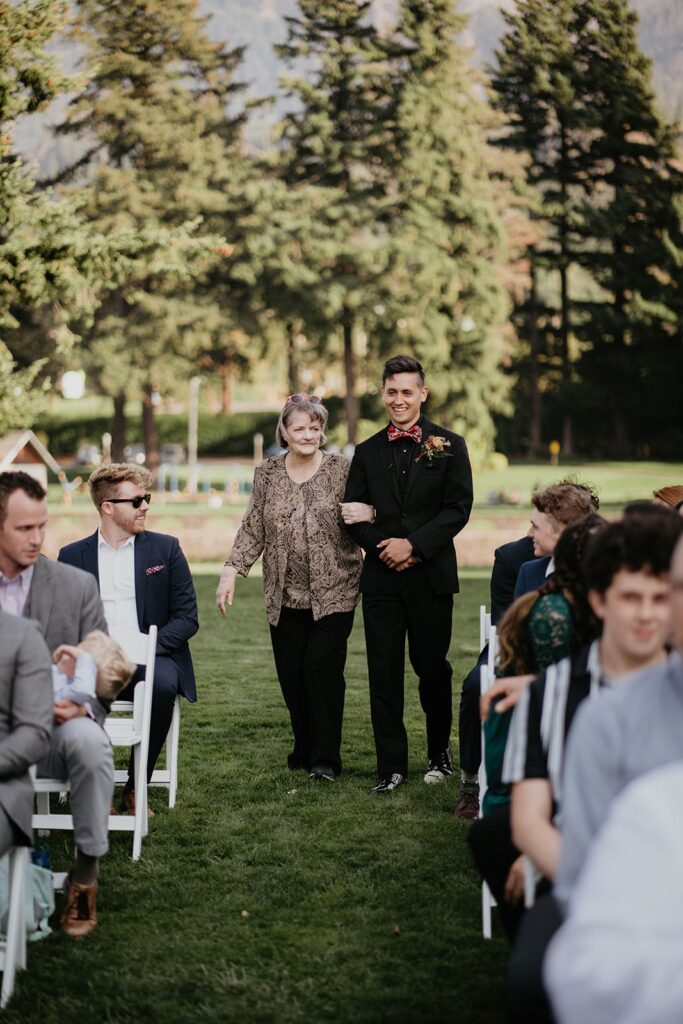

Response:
(121, 786), (154, 818)
(60, 881), (97, 938)
(454, 788), (480, 820)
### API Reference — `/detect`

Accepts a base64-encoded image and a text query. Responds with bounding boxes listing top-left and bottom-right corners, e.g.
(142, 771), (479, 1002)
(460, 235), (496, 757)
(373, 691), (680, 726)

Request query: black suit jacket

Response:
(343, 418), (473, 595)
(490, 536), (535, 625)
(58, 529), (199, 702)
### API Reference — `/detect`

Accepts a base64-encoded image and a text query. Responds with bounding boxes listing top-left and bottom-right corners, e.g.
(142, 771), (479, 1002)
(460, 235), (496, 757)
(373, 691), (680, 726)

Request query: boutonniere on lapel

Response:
(416, 435), (452, 463)
(146, 564), (165, 576)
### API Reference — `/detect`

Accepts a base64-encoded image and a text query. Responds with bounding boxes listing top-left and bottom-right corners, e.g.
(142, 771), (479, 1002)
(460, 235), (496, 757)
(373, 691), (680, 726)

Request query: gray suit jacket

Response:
(23, 555), (109, 724)
(0, 612), (53, 845)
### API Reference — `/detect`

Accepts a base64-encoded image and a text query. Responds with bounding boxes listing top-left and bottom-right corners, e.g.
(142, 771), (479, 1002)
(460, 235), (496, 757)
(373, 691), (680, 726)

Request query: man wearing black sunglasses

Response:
(59, 463), (198, 814)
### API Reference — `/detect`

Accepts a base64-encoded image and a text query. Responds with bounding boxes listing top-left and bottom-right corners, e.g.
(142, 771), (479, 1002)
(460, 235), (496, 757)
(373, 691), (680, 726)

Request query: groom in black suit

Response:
(343, 355), (473, 793)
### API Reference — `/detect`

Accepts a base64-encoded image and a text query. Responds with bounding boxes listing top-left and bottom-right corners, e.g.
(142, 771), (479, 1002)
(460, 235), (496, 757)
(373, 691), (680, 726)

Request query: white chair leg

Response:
(132, 747), (143, 861)
(168, 698), (180, 809)
(482, 881), (493, 940)
(1, 847), (28, 1008)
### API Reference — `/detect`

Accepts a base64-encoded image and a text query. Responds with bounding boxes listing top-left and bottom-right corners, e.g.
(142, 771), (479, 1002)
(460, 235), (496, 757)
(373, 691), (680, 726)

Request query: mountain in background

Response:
(14, 0), (683, 173)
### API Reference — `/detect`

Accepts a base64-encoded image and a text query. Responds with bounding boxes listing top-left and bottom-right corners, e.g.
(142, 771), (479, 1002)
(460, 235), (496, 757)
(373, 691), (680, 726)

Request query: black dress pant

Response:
(458, 644), (488, 775)
(468, 804), (524, 943)
(362, 567), (453, 777)
(506, 893), (563, 1024)
(269, 606), (354, 776)
(121, 655), (179, 784)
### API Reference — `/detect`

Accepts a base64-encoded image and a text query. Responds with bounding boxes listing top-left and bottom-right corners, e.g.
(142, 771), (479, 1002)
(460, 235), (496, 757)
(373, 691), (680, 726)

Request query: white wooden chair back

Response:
(0, 846), (28, 1008)
(33, 626), (157, 862)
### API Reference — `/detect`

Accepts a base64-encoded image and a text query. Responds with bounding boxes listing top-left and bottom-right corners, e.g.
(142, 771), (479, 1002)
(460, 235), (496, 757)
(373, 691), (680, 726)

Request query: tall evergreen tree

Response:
(275, 0), (398, 442)
(572, 0), (683, 452)
(55, 0), (245, 465)
(375, 0), (512, 462)
(491, 0), (588, 454)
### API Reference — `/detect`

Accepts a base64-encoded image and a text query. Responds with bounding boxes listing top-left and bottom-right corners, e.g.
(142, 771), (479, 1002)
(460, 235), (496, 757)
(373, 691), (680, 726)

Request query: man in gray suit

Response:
(0, 471), (112, 938)
(0, 612), (53, 857)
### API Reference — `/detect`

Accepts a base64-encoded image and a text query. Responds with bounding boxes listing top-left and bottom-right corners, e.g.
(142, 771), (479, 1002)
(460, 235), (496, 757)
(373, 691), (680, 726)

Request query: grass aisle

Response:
(10, 573), (507, 1024)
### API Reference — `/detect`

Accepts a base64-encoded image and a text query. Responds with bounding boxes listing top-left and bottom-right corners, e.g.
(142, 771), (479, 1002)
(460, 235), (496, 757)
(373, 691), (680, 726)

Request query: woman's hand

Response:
(339, 501), (375, 525)
(215, 566), (238, 617)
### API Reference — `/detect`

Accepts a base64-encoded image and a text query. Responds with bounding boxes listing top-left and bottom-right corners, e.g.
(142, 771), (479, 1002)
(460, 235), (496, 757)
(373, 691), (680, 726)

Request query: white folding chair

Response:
(0, 846), (29, 1008)
(479, 626), (498, 939)
(33, 625), (157, 862)
(125, 695), (179, 809)
(479, 605), (492, 653)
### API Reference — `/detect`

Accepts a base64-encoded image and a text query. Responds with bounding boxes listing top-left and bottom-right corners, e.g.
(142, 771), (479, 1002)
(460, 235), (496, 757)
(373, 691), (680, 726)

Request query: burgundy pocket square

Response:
(146, 564), (165, 575)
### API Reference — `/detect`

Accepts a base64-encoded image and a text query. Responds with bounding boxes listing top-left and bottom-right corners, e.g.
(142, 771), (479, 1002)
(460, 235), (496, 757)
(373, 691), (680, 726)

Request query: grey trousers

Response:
(0, 806), (19, 860)
(37, 717), (114, 858)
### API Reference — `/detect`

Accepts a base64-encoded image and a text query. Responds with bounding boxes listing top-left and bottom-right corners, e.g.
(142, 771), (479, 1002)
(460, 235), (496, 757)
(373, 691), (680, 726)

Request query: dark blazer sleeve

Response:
(513, 558), (550, 600)
(155, 539), (199, 656)
(342, 445), (389, 559)
(406, 435), (473, 560)
(490, 537), (535, 625)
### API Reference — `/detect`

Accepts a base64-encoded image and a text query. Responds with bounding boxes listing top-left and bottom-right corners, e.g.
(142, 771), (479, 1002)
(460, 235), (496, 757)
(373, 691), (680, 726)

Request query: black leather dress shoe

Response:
(368, 773), (406, 794)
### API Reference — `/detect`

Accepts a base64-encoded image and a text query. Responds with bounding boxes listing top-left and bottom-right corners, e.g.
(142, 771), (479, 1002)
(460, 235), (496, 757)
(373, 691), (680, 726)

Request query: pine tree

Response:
(572, 0), (683, 452)
(375, 0), (512, 462)
(491, 0), (588, 454)
(274, 0), (398, 442)
(54, 0), (245, 465)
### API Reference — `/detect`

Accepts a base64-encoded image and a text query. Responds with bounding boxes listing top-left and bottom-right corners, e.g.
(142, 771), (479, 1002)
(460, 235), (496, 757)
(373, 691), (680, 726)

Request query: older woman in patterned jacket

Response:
(215, 395), (373, 782)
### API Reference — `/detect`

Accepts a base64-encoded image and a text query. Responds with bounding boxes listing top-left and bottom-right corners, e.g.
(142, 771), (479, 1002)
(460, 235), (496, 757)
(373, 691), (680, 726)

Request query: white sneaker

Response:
(423, 748), (453, 784)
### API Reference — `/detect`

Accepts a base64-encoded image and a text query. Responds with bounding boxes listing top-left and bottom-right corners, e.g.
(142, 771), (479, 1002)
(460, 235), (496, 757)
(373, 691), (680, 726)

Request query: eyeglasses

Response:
(287, 393), (322, 405)
(107, 494), (151, 509)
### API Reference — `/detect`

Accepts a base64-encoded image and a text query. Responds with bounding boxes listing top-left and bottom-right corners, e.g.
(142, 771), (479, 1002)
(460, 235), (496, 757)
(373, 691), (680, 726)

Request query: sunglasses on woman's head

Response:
(287, 393), (322, 405)
(107, 493), (151, 509)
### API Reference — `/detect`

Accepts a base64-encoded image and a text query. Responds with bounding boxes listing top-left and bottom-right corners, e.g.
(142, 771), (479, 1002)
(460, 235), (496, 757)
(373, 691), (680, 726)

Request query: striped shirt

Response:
(502, 641), (603, 805)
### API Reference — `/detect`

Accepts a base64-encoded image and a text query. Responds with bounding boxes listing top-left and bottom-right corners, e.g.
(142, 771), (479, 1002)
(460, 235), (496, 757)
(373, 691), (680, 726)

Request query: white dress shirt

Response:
(97, 531), (138, 631)
(0, 564), (34, 617)
(545, 761), (683, 1024)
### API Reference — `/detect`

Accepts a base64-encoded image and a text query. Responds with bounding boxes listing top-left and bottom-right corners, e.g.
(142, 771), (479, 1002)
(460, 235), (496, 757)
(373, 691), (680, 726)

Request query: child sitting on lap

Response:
(52, 631), (135, 711)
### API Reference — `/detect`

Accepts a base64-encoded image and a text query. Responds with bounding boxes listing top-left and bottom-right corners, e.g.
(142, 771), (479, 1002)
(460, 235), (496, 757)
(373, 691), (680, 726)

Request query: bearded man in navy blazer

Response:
(342, 355), (473, 793)
(59, 463), (198, 813)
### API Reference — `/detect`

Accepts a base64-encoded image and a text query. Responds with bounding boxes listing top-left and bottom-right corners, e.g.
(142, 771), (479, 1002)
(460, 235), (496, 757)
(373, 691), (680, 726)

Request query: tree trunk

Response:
(559, 123), (573, 457)
(528, 261), (543, 458)
(342, 309), (359, 446)
(112, 392), (126, 462)
(286, 322), (301, 396)
(141, 384), (159, 480)
(219, 359), (233, 415)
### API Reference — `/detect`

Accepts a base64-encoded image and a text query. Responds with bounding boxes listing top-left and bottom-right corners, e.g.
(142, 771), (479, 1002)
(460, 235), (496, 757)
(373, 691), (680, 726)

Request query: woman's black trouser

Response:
(269, 606), (354, 776)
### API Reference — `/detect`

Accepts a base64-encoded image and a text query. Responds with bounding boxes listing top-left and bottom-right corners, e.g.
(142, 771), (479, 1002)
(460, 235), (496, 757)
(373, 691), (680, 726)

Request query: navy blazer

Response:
(513, 556), (552, 600)
(490, 535), (535, 625)
(58, 529), (199, 702)
(343, 417), (473, 595)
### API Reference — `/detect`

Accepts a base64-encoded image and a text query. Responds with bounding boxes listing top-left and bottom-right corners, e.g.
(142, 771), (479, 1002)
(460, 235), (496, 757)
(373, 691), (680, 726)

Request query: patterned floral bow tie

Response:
(387, 424), (423, 443)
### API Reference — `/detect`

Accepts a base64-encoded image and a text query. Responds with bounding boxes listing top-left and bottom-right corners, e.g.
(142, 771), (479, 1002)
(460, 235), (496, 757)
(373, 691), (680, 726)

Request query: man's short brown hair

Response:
(531, 480), (598, 530)
(0, 471), (47, 524)
(88, 463), (153, 509)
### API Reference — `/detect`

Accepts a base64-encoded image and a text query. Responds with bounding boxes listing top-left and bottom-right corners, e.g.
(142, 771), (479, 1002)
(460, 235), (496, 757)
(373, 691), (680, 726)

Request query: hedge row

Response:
(37, 394), (384, 459)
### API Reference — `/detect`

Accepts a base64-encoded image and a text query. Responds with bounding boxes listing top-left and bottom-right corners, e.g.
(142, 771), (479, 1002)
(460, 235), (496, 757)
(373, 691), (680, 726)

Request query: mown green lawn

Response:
(9, 572), (508, 1024)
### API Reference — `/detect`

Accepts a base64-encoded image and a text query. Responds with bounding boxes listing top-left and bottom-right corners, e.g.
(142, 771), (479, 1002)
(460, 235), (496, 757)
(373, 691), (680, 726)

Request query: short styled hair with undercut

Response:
(88, 463), (153, 509)
(584, 509), (683, 595)
(382, 354), (425, 387)
(0, 471), (47, 524)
